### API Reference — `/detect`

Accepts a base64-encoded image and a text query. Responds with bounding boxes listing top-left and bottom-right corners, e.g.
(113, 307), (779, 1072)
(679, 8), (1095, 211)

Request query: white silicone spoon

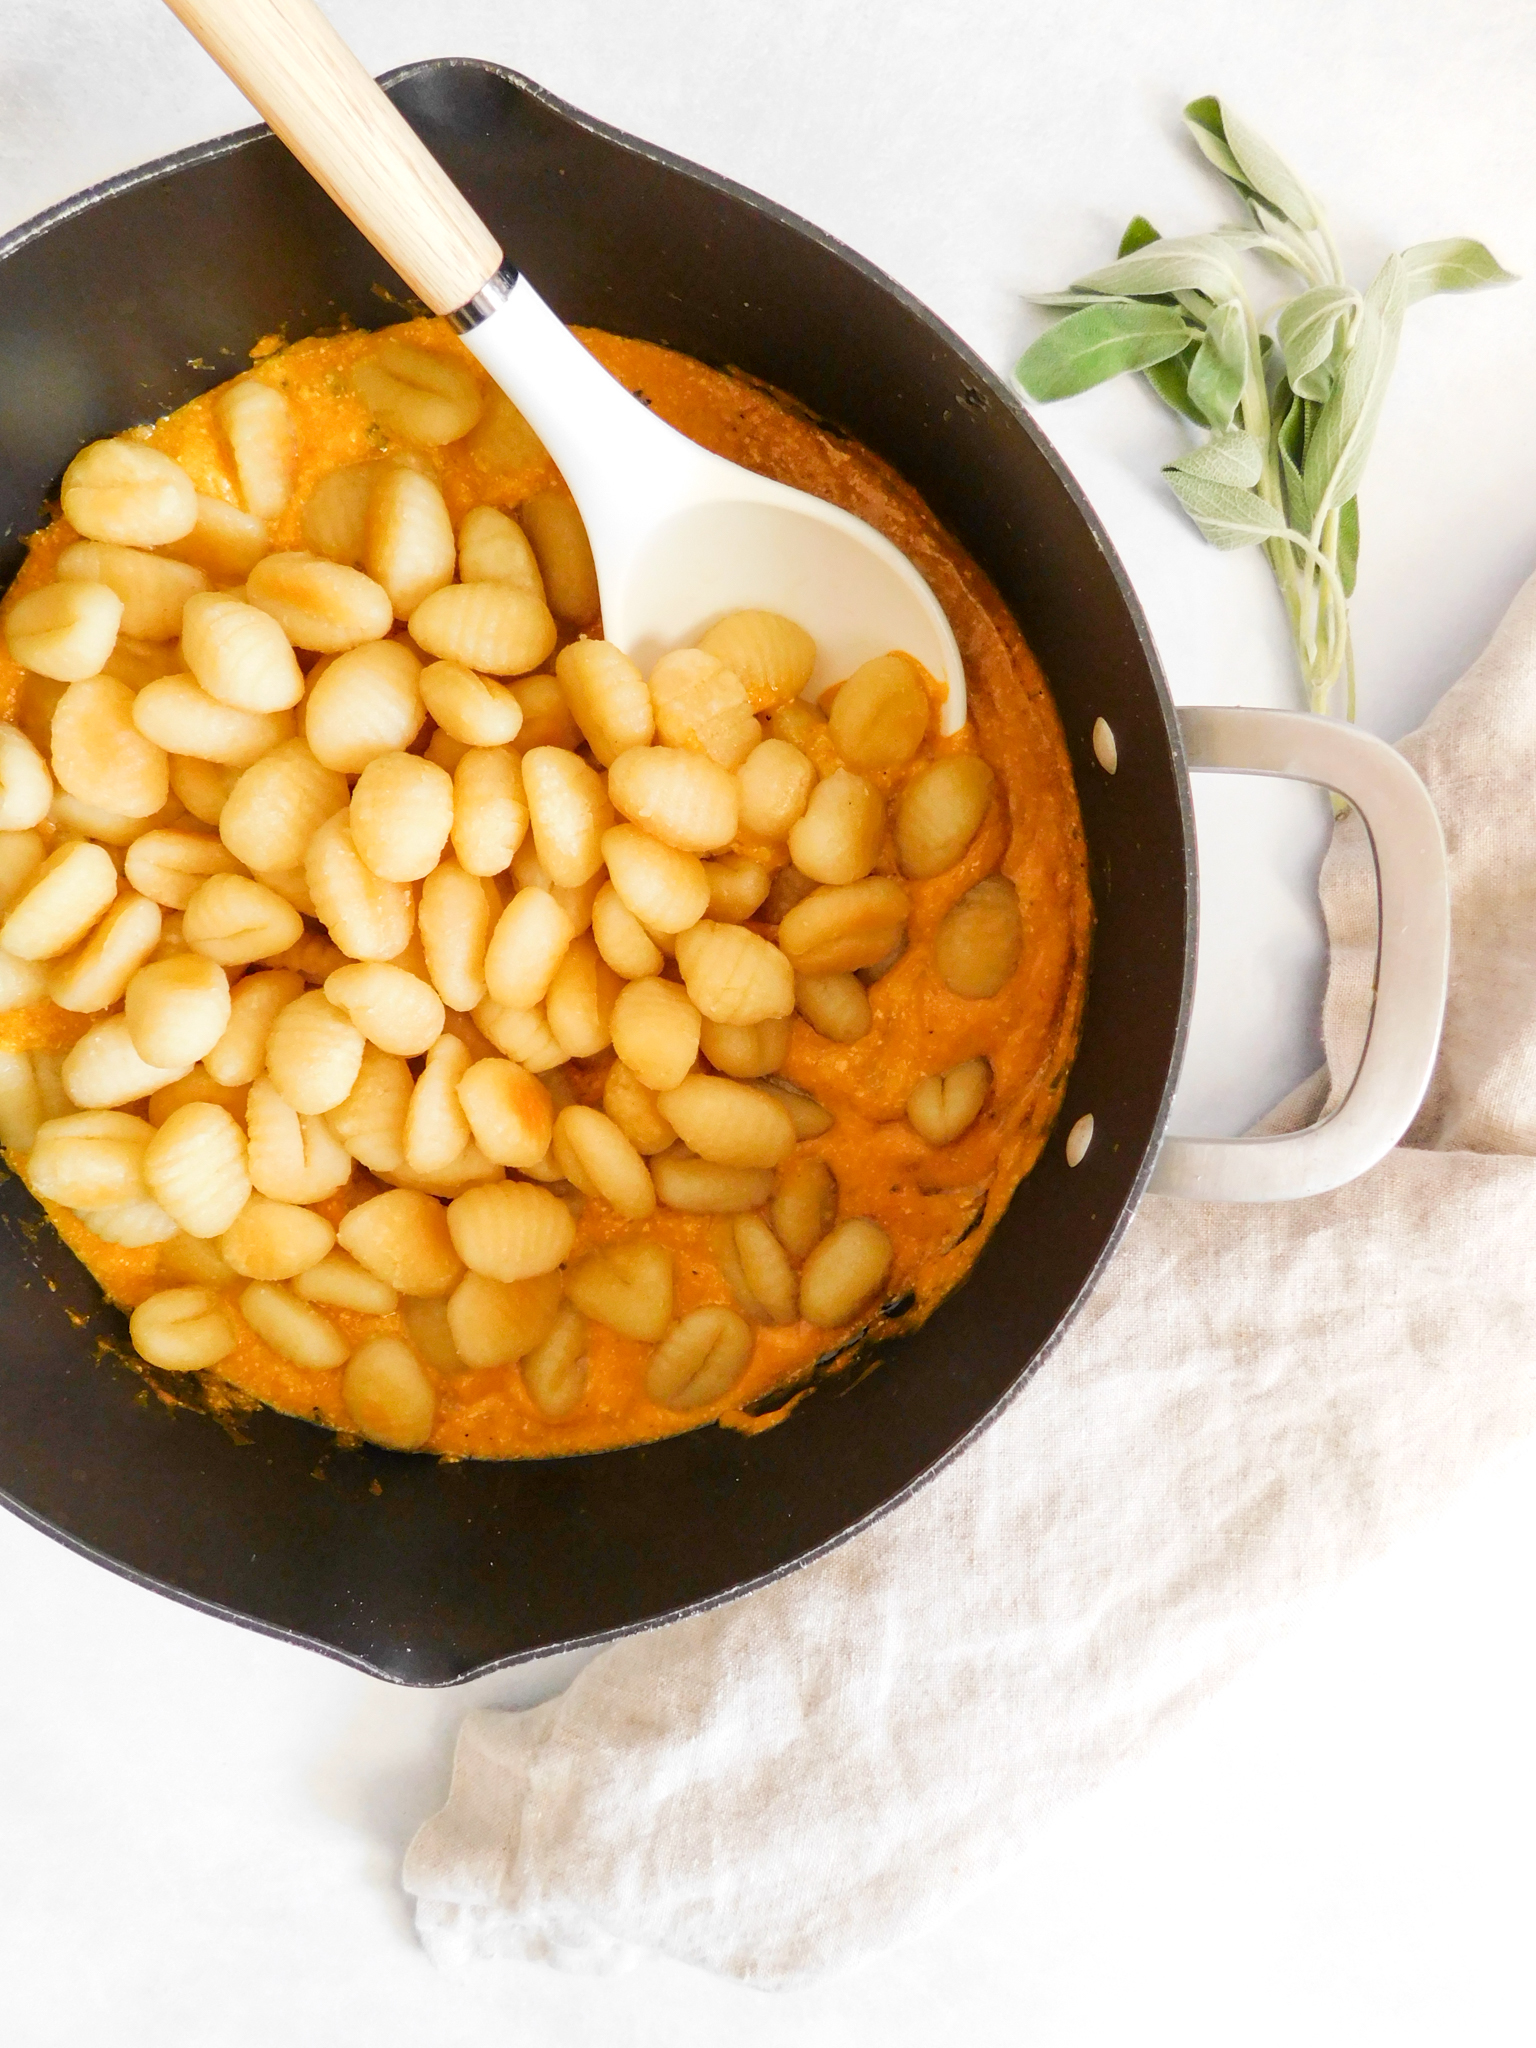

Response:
(163, 0), (967, 729)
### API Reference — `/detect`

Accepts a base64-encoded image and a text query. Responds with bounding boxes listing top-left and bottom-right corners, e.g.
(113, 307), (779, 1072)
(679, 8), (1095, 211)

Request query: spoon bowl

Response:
(465, 273), (965, 715)
(615, 496), (964, 715)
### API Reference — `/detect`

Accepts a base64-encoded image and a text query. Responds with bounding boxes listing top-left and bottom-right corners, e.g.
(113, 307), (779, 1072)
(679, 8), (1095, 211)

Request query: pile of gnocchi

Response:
(0, 329), (1023, 1456)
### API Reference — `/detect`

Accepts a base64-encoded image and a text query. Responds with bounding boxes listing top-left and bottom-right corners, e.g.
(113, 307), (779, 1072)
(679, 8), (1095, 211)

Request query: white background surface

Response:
(2, 1), (1534, 2039)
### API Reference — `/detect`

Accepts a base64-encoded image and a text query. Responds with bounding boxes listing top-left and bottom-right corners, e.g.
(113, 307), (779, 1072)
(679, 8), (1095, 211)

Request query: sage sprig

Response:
(1016, 97), (1514, 717)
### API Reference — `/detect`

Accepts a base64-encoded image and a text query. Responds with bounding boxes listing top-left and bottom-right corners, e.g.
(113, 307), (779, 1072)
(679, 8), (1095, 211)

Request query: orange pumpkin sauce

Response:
(0, 319), (1091, 1457)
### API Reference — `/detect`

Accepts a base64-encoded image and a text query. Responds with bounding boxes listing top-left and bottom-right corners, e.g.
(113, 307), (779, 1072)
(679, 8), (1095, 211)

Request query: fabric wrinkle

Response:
(403, 567), (1536, 1986)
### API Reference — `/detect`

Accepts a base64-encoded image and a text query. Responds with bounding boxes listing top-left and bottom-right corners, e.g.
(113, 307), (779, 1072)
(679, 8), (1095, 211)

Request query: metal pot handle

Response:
(1150, 704), (1449, 1202)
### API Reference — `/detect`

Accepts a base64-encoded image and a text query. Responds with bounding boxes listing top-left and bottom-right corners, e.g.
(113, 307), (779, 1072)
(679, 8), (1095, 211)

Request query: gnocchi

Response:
(124, 954), (233, 1070)
(447, 1269), (563, 1369)
(222, 1198), (336, 1282)
(419, 858), (495, 1010)
(130, 1287), (236, 1371)
(934, 876), (1023, 999)
(216, 740), (348, 875)
(552, 1104), (655, 1219)
(245, 1077), (352, 1205)
(799, 1217), (893, 1328)
(350, 751), (454, 882)
(342, 1336), (437, 1449)
(60, 438), (196, 549)
(352, 337), (483, 446)
(697, 611), (814, 712)
(52, 674), (169, 817)
(906, 1056), (991, 1145)
(648, 648), (754, 767)
(46, 891), (162, 1014)
(0, 316), (1088, 1466)
(518, 492), (599, 626)
(786, 768), (884, 885)
(247, 552), (394, 652)
(180, 592), (304, 713)
(239, 1281), (348, 1370)
(124, 828), (246, 911)
(564, 1239), (673, 1343)
(736, 737), (815, 841)
(216, 379), (296, 522)
(452, 745), (527, 877)
(895, 756), (997, 879)
(410, 582), (556, 676)
(456, 505), (542, 594)
(57, 542), (206, 644)
(646, 1305), (754, 1410)
(657, 1074), (796, 1170)
(555, 641), (653, 765)
(828, 652), (929, 769)
(167, 494), (271, 582)
(304, 639), (424, 772)
(456, 1056), (553, 1169)
(520, 1305), (590, 1420)
(607, 745), (737, 853)
(324, 960), (444, 1058)
(0, 727), (53, 833)
(713, 1213), (798, 1326)
(419, 660), (524, 746)
(364, 465), (456, 619)
(770, 1153), (838, 1260)
(794, 971), (871, 1044)
(143, 1102), (251, 1239)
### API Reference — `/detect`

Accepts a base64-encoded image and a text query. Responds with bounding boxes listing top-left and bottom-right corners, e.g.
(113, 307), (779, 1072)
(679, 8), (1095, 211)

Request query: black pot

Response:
(0, 60), (1191, 1684)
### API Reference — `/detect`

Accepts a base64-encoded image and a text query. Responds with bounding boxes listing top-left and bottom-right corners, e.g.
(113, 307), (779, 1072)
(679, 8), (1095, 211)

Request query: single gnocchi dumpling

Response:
(4, 581), (123, 683)
(352, 338), (484, 447)
(60, 438), (197, 548)
(697, 610), (816, 713)
(216, 379), (296, 522)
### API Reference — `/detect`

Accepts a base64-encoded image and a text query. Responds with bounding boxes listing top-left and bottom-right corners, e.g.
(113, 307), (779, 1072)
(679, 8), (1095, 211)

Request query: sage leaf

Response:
(1276, 285), (1357, 401)
(1167, 425), (1265, 487)
(1162, 469), (1289, 550)
(1218, 103), (1319, 231)
(1399, 238), (1516, 303)
(1186, 298), (1249, 427)
(1118, 215), (1161, 257)
(1276, 385), (1312, 531)
(1258, 329), (1288, 409)
(1302, 253), (1406, 526)
(1017, 92), (1514, 721)
(1229, 227), (1319, 282)
(1248, 216), (1329, 283)
(1107, 218), (1181, 312)
(1143, 341), (1207, 424)
(1073, 236), (1239, 303)
(1028, 289), (1131, 308)
(1016, 300), (1195, 401)
(1183, 97), (1259, 197)
(1337, 496), (1360, 597)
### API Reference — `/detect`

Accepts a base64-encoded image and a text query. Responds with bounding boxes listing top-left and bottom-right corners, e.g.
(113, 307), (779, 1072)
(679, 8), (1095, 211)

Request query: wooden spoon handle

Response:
(163, 0), (503, 315)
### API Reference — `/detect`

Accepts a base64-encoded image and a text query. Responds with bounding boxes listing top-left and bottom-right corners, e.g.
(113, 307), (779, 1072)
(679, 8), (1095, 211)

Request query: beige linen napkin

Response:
(404, 572), (1536, 1985)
